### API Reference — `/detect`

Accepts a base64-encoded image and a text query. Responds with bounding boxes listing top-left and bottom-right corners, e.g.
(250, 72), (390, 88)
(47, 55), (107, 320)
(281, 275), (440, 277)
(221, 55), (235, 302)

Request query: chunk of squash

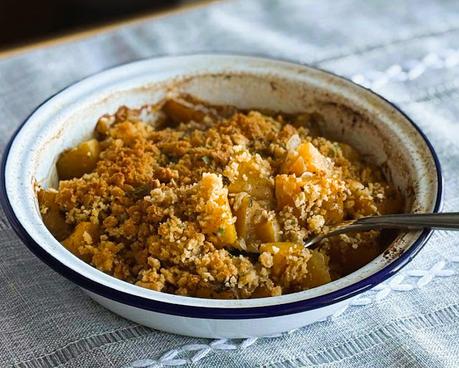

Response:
(234, 194), (281, 246)
(275, 174), (302, 209)
(259, 242), (303, 256)
(62, 221), (99, 261)
(196, 173), (237, 246)
(260, 243), (331, 288)
(234, 194), (255, 240)
(162, 99), (206, 124)
(303, 250), (331, 288)
(228, 160), (273, 201)
(255, 218), (281, 243)
(259, 242), (303, 276)
(282, 142), (331, 176)
(37, 190), (72, 241)
(250, 286), (272, 298)
(322, 198), (344, 225)
(56, 139), (100, 180)
(217, 219), (238, 246)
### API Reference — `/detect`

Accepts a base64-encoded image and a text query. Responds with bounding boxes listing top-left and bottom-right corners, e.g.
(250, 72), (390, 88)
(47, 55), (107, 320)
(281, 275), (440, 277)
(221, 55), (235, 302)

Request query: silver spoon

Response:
(304, 212), (459, 249)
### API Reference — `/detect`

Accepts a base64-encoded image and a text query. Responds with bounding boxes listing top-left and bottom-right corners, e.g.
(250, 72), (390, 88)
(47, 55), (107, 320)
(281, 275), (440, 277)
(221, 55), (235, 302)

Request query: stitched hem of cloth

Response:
(264, 303), (459, 368)
(401, 81), (459, 104)
(13, 325), (151, 368)
(314, 25), (459, 64)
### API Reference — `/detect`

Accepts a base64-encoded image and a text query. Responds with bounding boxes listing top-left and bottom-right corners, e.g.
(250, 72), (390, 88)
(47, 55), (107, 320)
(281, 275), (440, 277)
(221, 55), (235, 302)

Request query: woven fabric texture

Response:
(0, 0), (458, 367)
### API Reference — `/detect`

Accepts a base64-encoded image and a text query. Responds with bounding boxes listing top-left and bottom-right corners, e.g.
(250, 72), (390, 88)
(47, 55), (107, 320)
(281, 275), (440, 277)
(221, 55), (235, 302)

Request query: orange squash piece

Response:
(56, 139), (100, 180)
(282, 142), (331, 176)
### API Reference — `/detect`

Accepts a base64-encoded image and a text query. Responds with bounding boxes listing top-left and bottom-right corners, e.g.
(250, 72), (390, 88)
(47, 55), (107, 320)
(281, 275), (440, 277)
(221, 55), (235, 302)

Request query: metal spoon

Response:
(304, 212), (459, 249)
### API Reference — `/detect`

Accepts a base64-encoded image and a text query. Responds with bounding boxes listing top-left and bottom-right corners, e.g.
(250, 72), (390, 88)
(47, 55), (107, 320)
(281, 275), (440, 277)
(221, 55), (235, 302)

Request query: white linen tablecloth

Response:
(0, 0), (458, 367)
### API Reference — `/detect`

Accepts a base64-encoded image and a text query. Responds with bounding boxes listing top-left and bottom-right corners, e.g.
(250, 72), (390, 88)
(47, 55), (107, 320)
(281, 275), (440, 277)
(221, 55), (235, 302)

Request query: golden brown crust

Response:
(38, 100), (402, 299)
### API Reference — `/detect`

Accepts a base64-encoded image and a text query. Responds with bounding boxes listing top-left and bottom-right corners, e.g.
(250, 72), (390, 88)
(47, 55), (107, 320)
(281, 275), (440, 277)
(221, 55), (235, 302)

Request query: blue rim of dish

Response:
(0, 55), (443, 319)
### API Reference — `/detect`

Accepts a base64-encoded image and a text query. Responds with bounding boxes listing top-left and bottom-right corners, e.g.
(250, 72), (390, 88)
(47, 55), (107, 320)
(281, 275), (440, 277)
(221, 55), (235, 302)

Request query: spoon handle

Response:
(354, 212), (459, 231)
(303, 212), (459, 249)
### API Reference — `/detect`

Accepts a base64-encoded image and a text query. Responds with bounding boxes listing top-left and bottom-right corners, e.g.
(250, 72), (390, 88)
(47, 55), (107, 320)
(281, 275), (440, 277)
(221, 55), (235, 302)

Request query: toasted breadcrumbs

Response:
(37, 98), (402, 299)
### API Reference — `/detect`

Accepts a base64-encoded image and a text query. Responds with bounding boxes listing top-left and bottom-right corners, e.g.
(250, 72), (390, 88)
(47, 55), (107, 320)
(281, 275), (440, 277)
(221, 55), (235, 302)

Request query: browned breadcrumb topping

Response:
(37, 98), (402, 299)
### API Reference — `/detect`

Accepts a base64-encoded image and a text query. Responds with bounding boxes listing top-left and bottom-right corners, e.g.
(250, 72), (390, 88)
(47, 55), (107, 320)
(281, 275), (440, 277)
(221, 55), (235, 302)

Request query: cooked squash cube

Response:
(162, 99), (206, 124)
(250, 286), (272, 298)
(259, 242), (303, 256)
(255, 218), (281, 243)
(227, 160), (273, 201)
(259, 242), (304, 276)
(303, 250), (331, 288)
(37, 190), (72, 241)
(234, 194), (280, 247)
(275, 174), (302, 209)
(56, 139), (100, 180)
(234, 194), (255, 240)
(322, 198), (344, 225)
(62, 221), (99, 261)
(217, 220), (238, 245)
(260, 243), (330, 288)
(196, 173), (237, 246)
(298, 142), (332, 174)
(283, 142), (331, 176)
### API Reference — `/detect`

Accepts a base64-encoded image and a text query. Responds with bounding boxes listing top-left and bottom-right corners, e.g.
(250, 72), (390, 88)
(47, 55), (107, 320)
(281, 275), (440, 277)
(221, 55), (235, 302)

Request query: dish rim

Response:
(0, 54), (443, 319)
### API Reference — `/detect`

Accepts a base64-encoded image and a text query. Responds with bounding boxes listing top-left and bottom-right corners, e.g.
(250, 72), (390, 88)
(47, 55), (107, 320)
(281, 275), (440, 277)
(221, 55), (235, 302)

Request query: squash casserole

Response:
(37, 97), (402, 299)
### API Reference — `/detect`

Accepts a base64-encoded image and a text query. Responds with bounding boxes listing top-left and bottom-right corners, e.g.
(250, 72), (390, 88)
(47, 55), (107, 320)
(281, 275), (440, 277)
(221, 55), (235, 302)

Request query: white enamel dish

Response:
(0, 55), (442, 338)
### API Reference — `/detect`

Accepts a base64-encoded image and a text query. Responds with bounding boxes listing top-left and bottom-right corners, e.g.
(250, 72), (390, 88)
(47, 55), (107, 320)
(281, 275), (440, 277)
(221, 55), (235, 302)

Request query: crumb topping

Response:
(37, 99), (403, 299)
